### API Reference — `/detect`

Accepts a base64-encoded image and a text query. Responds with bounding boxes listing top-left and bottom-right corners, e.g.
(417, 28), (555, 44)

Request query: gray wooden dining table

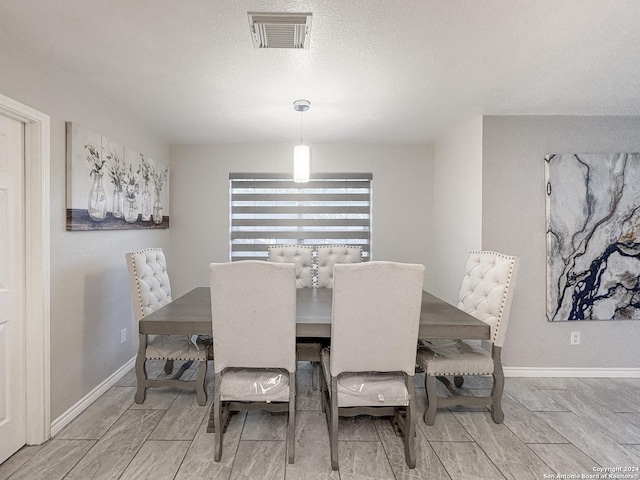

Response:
(139, 286), (490, 340)
(139, 286), (491, 433)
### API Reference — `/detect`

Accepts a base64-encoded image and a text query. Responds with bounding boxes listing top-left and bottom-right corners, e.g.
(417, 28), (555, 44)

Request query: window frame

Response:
(229, 172), (372, 261)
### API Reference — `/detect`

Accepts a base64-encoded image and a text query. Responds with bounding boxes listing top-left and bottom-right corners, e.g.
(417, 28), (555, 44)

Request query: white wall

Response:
(0, 35), (170, 418)
(168, 143), (434, 295)
(431, 117), (483, 302)
(483, 115), (640, 368)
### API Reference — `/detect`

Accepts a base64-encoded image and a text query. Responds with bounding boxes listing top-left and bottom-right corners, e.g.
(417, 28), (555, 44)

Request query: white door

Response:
(0, 113), (26, 464)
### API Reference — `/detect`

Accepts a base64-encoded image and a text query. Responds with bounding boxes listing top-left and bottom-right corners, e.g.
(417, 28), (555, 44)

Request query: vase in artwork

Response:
(88, 172), (107, 221)
(141, 182), (151, 221)
(124, 195), (139, 223)
(153, 199), (163, 224)
(112, 187), (124, 218)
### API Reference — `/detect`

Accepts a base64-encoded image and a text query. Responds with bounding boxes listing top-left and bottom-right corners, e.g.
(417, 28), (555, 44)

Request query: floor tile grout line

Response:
(227, 411), (248, 477)
(167, 437), (191, 480)
(427, 442), (455, 480)
(531, 410), (605, 469)
(113, 410), (164, 480)
(371, 417), (399, 480)
(451, 408), (531, 480)
(59, 441), (96, 480)
(462, 432), (510, 480)
(497, 397), (574, 474)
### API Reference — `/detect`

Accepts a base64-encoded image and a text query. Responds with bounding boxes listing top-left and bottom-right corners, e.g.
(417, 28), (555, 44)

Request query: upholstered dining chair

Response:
(416, 251), (519, 425)
(309, 245), (362, 390)
(316, 245), (363, 288)
(126, 248), (209, 405)
(209, 261), (297, 463)
(267, 244), (314, 288)
(321, 261), (425, 470)
(268, 244), (323, 390)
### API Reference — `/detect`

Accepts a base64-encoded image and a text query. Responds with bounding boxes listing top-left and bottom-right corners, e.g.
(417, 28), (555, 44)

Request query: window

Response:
(230, 173), (372, 261)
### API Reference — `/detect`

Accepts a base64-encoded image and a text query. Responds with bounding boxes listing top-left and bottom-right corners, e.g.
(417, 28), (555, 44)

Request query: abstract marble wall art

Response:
(546, 153), (640, 321)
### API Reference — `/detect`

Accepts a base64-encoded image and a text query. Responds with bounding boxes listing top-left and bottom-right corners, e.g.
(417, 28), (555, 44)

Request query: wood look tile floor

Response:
(2, 362), (640, 480)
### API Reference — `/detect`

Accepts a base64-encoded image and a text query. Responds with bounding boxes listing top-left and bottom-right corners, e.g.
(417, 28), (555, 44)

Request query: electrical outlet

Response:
(120, 328), (127, 344)
(570, 331), (580, 345)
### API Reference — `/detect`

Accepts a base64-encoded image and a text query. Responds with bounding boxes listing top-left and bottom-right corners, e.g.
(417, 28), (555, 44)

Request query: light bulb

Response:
(293, 144), (310, 183)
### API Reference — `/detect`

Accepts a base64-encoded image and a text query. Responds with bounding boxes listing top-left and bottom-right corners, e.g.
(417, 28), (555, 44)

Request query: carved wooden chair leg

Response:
(311, 362), (319, 391)
(213, 373), (223, 462)
(134, 335), (147, 404)
(319, 367), (327, 414)
(164, 359), (174, 374)
(330, 377), (339, 470)
(196, 360), (208, 406)
(287, 372), (296, 464)
(172, 360), (193, 380)
(491, 362), (505, 423)
(424, 374), (438, 426)
(404, 375), (416, 468)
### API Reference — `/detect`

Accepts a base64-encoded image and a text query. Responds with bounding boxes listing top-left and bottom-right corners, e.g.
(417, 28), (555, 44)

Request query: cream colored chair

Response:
(316, 245), (363, 288)
(309, 245), (362, 390)
(267, 244), (314, 288)
(416, 251), (519, 425)
(321, 261), (425, 470)
(209, 261), (297, 463)
(126, 248), (209, 405)
(268, 244), (322, 390)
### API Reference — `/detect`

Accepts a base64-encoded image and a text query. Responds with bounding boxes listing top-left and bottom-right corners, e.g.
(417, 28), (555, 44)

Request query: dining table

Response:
(139, 286), (491, 433)
(139, 286), (491, 340)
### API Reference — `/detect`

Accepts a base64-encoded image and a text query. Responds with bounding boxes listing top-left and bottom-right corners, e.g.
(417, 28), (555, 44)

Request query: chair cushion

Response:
(321, 349), (409, 407)
(219, 368), (290, 402)
(416, 339), (494, 376)
(146, 334), (208, 361)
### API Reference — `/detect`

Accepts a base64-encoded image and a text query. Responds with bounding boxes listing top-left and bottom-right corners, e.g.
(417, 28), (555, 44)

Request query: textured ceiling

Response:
(1, 0), (639, 144)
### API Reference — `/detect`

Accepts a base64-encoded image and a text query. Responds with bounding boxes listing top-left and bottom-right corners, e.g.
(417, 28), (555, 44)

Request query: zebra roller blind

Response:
(230, 173), (372, 261)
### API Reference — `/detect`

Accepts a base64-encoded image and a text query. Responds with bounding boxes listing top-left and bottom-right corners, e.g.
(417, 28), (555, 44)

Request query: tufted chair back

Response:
(316, 245), (362, 288)
(267, 245), (314, 288)
(457, 251), (519, 347)
(126, 248), (173, 322)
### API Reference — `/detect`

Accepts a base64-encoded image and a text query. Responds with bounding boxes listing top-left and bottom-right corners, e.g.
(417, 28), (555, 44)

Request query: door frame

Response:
(0, 93), (50, 444)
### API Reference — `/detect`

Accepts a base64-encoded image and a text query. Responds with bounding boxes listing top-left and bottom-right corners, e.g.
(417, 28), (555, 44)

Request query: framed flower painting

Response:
(66, 122), (169, 230)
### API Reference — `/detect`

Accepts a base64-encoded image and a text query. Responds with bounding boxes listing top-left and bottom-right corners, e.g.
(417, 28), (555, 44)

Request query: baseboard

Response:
(50, 356), (136, 437)
(504, 367), (640, 378)
(48, 360), (638, 436)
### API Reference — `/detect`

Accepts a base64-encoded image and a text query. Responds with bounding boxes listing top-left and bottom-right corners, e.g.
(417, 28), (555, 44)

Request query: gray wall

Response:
(0, 34), (170, 418)
(168, 143), (434, 296)
(432, 116), (483, 303)
(483, 115), (640, 368)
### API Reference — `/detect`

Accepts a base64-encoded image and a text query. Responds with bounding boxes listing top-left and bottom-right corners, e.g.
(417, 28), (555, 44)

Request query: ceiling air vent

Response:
(248, 12), (312, 49)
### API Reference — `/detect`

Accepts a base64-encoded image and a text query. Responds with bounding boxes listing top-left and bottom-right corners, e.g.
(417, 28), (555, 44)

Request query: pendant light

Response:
(293, 99), (311, 183)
